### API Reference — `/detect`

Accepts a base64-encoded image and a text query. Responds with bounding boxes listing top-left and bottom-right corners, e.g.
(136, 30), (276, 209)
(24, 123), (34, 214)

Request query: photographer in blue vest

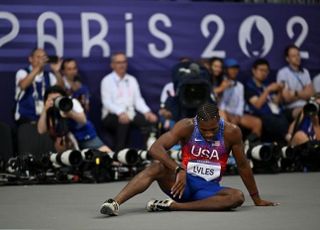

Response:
(14, 48), (64, 125)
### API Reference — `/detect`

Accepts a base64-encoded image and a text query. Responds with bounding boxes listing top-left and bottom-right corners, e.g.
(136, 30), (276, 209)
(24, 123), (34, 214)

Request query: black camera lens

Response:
(303, 100), (319, 116)
(54, 96), (73, 112)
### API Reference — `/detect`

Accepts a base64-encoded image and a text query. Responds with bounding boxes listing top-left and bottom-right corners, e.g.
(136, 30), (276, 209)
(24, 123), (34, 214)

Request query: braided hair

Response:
(196, 102), (219, 122)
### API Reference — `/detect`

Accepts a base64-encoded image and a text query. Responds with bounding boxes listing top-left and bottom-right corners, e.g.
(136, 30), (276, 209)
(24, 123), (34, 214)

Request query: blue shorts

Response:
(164, 174), (225, 202)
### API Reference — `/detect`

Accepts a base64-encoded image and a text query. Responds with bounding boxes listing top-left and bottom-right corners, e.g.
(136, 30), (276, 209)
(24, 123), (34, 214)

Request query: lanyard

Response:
(115, 78), (130, 96)
(288, 66), (305, 88)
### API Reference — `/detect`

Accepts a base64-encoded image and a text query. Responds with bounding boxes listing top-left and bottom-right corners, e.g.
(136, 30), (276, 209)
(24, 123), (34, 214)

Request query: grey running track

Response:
(0, 172), (319, 230)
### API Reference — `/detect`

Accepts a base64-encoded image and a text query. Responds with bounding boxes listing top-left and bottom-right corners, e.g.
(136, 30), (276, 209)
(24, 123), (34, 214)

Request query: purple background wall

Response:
(1, 0), (320, 128)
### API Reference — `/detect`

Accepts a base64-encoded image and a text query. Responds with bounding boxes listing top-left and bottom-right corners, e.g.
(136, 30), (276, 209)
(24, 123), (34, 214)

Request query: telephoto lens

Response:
(281, 146), (295, 160)
(247, 143), (273, 161)
(50, 150), (83, 167)
(108, 148), (139, 165)
(54, 96), (73, 112)
(6, 157), (21, 174)
(246, 142), (282, 173)
(169, 149), (182, 162)
(137, 150), (151, 161)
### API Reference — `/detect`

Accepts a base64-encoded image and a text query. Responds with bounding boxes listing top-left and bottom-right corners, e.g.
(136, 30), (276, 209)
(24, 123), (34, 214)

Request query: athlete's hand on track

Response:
(254, 198), (280, 206)
(170, 170), (186, 199)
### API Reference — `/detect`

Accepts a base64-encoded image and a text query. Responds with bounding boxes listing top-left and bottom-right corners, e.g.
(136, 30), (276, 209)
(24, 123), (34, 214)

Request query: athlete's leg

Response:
(113, 161), (175, 205)
(169, 188), (245, 211)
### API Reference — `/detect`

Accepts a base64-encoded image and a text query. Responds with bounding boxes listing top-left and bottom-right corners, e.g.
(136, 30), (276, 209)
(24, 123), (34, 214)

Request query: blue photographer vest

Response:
(15, 67), (51, 122)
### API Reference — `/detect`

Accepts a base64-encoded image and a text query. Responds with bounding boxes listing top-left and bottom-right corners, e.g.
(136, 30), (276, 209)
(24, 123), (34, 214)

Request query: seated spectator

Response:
(276, 44), (314, 122)
(313, 73), (320, 93)
(37, 86), (111, 153)
(209, 57), (225, 102)
(245, 59), (288, 142)
(14, 48), (63, 125)
(61, 58), (90, 113)
(101, 52), (158, 151)
(218, 58), (262, 139)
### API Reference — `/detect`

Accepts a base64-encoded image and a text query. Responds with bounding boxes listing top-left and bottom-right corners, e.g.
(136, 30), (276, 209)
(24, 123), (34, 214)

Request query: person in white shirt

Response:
(276, 44), (314, 122)
(101, 52), (158, 151)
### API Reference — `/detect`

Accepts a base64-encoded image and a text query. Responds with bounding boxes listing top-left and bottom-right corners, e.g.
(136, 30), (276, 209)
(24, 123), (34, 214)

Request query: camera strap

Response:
(291, 111), (304, 139)
(46, 107), (69, 139)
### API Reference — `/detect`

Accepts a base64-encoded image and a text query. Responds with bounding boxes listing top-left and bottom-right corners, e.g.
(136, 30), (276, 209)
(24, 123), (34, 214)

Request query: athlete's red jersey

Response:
(181, 118), (229, 182)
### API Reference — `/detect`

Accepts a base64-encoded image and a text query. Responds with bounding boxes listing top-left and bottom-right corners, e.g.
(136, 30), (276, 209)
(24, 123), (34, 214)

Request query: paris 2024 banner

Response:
(1, 0), (319, 124)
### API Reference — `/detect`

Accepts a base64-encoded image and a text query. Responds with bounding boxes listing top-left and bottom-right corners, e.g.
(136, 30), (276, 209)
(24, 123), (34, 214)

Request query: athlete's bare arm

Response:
(149, 118), (194, 198)
(224, 121), (278, 206)
(149, 118), (193, 171)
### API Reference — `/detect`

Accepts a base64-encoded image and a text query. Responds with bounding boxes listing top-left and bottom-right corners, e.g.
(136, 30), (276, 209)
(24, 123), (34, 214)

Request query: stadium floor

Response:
(0, 172), (319, 230)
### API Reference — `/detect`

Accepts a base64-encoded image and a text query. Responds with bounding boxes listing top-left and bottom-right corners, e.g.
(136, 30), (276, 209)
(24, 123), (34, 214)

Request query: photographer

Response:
(37, 86), (111, 153)
(14, 48), (63, 125)
(286, 94), (320, 146)
(61, 58), (90, 113)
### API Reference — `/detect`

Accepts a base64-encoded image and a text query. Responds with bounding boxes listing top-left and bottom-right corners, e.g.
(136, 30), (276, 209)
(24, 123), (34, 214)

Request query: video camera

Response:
(172, 61), (212, 109)
(167, 61), (212, 120)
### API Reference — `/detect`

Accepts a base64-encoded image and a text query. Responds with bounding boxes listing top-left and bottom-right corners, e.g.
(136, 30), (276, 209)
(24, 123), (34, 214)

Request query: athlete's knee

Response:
(143, 161), (166, 179)
(230, 190), (245, 208)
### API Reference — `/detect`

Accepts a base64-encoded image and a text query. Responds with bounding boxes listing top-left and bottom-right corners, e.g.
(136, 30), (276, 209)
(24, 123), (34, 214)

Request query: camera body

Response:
(178, 79), (211, 109)
(169, 61), (212, 119)
(303, 97), (319, 116)
(174, 62), (211, 108)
